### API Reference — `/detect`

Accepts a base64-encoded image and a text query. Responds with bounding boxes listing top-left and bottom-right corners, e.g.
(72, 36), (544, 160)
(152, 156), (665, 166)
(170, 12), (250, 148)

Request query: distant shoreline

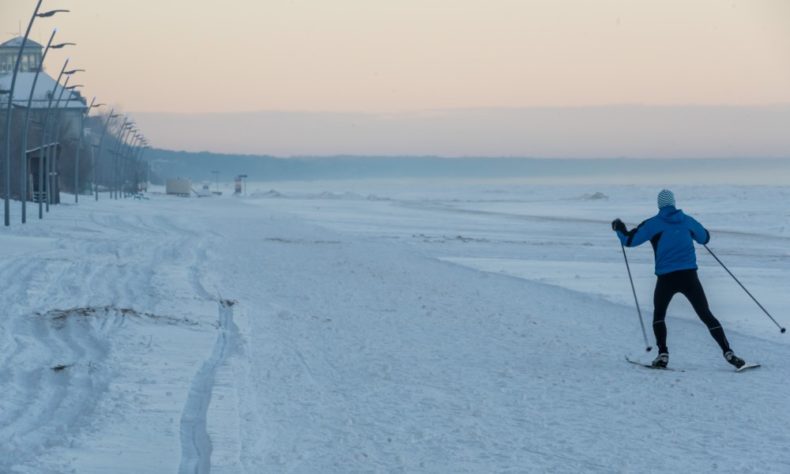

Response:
(146, 151), (790, 186)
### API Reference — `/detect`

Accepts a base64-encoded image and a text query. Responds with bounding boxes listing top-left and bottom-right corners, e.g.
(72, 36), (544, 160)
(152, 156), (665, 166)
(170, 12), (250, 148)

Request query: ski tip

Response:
(736, 363), (761, 372)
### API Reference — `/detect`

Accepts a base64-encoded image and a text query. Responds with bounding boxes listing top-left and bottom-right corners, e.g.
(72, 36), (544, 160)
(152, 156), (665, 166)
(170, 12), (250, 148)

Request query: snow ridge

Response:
(178, 300), (237, 474)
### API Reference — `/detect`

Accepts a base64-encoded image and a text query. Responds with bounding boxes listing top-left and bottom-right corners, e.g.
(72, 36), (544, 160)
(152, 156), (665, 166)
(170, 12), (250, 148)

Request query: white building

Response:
(1, 36), (87, 201)
(0, 37), (44, 74)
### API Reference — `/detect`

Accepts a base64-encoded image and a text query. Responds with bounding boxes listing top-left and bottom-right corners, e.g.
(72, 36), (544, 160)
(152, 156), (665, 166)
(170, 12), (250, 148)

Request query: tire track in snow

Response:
(0, 210), (153, 472)
(0, 307), (115, 471)
(179, 300), (237, 474)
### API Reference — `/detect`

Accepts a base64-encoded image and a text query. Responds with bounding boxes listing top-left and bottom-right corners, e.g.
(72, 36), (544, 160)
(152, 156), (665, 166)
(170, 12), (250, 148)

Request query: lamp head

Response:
(38, 9), (70, 18)
(51, 42), (76, 50)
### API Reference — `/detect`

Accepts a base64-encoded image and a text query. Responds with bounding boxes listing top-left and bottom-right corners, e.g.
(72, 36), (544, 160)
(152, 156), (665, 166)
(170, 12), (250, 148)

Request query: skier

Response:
(611, 189), (745, 369)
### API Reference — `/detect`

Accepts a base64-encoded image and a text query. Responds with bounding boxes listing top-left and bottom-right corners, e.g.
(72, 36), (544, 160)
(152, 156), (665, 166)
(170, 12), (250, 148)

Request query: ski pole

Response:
(620, 243), (653, 351)
(704, 244), (786, 334)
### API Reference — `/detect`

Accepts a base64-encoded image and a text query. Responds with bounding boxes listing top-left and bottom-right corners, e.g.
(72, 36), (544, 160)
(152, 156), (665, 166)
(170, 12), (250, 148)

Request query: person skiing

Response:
(611, 189), (745, 369)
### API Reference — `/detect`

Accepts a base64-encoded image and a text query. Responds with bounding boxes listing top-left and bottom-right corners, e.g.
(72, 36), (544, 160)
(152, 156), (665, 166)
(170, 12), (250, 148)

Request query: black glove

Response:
(611, 218), (626, 233)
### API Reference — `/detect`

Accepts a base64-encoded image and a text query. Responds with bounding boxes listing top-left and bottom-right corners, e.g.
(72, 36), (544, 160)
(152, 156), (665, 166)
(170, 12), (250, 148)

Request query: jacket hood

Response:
(658, 206), (685, 224)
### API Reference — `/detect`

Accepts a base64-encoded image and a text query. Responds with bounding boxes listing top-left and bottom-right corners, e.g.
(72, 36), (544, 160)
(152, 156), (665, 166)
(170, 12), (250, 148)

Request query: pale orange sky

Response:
(2, 0), (789, 114)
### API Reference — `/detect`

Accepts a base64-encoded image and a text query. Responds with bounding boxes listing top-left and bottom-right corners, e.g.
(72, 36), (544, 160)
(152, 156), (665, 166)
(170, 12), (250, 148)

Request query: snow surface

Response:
(1, 181), (789, 473)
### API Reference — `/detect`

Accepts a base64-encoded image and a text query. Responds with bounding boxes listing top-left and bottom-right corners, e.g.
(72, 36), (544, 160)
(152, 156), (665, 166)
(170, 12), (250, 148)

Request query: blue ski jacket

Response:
(616, 206), (710, 276)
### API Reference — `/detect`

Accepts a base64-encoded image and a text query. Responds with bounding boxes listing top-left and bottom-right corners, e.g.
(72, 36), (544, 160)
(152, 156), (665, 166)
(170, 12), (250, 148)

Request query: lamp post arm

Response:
(37, 9), (70, 18)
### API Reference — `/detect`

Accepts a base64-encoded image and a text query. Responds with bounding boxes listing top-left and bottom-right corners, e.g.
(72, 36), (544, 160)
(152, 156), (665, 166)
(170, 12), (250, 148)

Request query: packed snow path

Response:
(1, 184), (788, 472)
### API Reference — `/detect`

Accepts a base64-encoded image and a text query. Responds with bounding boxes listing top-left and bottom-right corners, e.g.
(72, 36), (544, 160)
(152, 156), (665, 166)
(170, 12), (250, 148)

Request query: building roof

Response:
(0, 37), (44, 50)
(0, 71), (86, 110)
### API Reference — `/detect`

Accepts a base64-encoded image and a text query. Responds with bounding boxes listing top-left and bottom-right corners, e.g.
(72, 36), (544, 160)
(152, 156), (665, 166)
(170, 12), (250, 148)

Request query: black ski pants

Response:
(653, 269), (731, 355)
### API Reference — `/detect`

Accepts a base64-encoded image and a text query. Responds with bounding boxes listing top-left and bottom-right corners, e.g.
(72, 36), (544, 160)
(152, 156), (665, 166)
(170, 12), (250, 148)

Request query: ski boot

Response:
(651, 353), (669, 368)
(724, 350), (745, 369)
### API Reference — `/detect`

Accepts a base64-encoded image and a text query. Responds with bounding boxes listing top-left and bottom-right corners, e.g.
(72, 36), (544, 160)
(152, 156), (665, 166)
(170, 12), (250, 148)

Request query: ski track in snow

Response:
(178, 300), (237, 474)
(1, 184), (789, 472)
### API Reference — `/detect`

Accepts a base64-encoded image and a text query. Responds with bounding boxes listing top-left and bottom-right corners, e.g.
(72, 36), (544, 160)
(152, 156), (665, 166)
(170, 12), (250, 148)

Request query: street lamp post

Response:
(135, 139), (148, 194)
(2, 1), (69, 226)
(118, 131), (135, 198)
(37, 59), (69, 218)
(125, 133), (143, 197)
(49, 68), (84, 206)
(124, 132), (141, 198)
(110, 118), (130, 199)
(45, 75), (71, 211)
(132, 139), (149, 193)
(94, 110), (120, 200)
(133, 137), (147, 195)
(48, 79), (83, 210)
(19, 30), (74, 223)
(129, 131), (143, 194)
(74, 97), (102, 203)
(2, 0), (43, 226)
(114, 121), (134, 199)
(19, 29), (55, 223)
(133, 143), (149, 194)
(145, 151), (150, 190)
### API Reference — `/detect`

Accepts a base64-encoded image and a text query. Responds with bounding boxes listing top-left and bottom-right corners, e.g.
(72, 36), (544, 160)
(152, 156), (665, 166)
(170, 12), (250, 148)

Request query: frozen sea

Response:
(1, 178), (788, 473)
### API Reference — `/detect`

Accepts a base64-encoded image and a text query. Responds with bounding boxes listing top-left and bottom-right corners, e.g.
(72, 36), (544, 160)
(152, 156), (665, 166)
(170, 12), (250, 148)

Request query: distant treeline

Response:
(145, 148), (790, 185)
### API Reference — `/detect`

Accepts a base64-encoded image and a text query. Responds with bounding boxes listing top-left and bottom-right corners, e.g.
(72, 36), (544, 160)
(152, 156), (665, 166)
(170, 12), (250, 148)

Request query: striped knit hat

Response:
(657, 189), (676, 209)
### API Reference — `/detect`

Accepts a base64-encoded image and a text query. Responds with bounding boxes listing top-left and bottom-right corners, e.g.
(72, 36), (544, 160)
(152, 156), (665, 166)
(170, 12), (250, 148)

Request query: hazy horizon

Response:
(135, 105), (790, 158)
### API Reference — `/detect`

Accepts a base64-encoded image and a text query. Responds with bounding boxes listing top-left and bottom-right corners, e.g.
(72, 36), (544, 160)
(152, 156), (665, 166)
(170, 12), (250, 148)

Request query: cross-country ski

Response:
(625, 356), (685, 372)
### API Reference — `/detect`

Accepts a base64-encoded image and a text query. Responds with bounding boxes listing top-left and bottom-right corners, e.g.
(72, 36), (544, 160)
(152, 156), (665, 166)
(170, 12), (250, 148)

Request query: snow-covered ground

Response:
(1, 180), (789, 473)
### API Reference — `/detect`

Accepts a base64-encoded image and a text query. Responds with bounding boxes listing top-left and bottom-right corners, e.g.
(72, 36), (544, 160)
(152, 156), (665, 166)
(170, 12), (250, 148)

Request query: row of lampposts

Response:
(1, 1), (150, 227)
